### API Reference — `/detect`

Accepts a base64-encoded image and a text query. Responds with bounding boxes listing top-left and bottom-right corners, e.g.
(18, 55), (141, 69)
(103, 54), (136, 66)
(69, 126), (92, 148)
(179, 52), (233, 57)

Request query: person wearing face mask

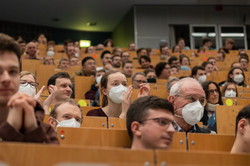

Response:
(221, 83), (238, 98)
(19, 71), (46, 102)
(87, 71), (150, 118)
(48, 99), (82, 131)
(144, 68), (157, 83)
(191, 66), (207, 84)
(200, 81), (223, 132)
(85, 67), (106, 106)
(168, 78), (212, 133)
(219, 67), (248, 87)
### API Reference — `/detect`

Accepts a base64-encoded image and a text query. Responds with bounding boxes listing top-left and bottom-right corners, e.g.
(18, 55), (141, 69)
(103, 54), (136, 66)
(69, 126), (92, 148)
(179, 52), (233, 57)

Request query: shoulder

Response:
(195, 124), (211, 134)
(86, 108), (107, 117)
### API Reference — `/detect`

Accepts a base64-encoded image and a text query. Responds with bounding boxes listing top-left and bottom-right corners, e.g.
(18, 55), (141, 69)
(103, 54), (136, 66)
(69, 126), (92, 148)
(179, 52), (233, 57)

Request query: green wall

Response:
(112, 8), (134, 47)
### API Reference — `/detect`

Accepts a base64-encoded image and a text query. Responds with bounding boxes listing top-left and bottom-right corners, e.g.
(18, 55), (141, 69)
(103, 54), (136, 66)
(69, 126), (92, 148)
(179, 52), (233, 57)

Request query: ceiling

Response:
(0, 0), (250, 32)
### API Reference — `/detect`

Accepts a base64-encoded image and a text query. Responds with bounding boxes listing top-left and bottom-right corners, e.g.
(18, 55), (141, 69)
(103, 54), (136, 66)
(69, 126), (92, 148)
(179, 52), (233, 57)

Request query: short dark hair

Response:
(201, 61), (212, 68)
(47, 72), (71, 87)
(160, 44), (168, 53)
(101, 50), (111, 59)
(112, 55), (121, 61)
(202, 38), (212, 45)
(139, 55), (151, 64)
(0, 33), (21, 64)
(168, 56), (178, 66)
(179, 54), (190, 65)
(81, 56), (95, 66)
(155, 62), (168, 77)
(144, 68), (155, 77)
(239, 54), (249, 63)
(191, 66), (205, 77)
(132, 72), (145, 82)
(136, 48), (146, 55)
(235, 104), (250, 133)
(122, 60), (132, 68)
(126, 96), (174, 139)
(207, 57), (216, 62)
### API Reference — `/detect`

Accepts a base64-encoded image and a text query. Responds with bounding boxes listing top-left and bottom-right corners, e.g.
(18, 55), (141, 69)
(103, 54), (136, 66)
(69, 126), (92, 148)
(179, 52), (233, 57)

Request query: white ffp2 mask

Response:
(175, 100), (204, 126)
(108, 84), (127, 104)
(19, 84), (36, 97)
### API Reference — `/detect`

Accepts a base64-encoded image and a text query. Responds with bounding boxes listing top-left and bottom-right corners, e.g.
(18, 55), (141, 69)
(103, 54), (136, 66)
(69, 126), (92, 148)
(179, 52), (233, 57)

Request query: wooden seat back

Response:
(187, 133), (235, 152)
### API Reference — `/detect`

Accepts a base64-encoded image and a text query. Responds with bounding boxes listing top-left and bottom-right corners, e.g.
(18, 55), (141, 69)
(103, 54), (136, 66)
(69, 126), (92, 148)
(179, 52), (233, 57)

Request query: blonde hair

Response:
(20, 71), (36, 81)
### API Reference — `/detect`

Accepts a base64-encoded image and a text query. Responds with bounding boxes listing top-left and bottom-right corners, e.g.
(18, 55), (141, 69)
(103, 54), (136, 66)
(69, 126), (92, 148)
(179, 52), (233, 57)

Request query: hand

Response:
(120, 85), (133, 118)
(138, 83), (150, 98)
(34, 85), (46, 102)
(104, 63), (113, 71)
(43, 85), (57, 114)
(7, 93), (37, 132)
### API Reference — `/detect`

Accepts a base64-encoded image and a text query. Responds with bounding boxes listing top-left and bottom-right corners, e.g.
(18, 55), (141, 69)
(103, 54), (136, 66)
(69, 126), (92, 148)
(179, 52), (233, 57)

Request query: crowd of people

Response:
(0, 32), (249, 155)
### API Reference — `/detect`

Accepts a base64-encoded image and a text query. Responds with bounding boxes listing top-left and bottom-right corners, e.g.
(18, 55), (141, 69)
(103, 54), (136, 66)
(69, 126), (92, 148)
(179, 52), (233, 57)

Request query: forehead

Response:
(21, 74), (35, 82)
(55, 78), (71, 85)
(108, 72), (126, 82)
(28, 42), (36, 47)
(114, 56), (121, 60)
(233, 69), (242, 74)
(227, 84), (236, 89)
(181, 81), (205, 97)
(147, 109), (175, 121)
(135, 74), (146, 80)
(70, 58), (78, 61)
(147, 72), (155, 75)
(57, 102), (81, 117)
(122, 52), (129, 56)
(0, 51), (19, 68)
(61, 60), (69, 63)
(104, 54), (111, 58)
(124, 63), (133, 67)
(208, 83), (217, 90)
(85, 59), (94, 63)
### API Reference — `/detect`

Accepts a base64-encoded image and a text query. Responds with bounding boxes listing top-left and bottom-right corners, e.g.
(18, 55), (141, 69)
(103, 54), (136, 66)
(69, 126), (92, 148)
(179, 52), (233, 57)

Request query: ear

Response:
(168, 95), (174, 103)
(101, 87), (108, 96)
(168, 95), (177, 111)
(237, 119), (247, 135)
(229, 73), (233, 79)
(48, 117), (57, 129)
(131, 121), (142, 138)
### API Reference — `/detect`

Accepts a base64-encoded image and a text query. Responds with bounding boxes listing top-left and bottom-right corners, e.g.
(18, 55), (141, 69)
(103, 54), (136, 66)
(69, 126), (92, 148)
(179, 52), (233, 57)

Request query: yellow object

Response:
(225, 99), (233, 106)
(78, 100), (87, 106)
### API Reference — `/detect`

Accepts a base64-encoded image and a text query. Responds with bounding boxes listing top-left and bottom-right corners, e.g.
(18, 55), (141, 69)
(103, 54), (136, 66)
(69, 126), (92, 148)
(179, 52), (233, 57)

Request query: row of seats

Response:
(0, 142), (249, 166)
(43, 105), (245, 136)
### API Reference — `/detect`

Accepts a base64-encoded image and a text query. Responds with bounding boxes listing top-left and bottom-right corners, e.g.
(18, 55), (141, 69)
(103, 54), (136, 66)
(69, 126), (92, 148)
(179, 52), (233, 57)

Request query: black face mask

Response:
(147, 78), (156, 83)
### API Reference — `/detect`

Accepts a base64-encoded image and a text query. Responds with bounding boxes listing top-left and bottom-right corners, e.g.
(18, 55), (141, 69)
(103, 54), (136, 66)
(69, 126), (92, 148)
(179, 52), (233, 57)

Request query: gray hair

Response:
(166, 78), (180, 92)
(170, 77), (200, 96)
(132, 72), (145, 81)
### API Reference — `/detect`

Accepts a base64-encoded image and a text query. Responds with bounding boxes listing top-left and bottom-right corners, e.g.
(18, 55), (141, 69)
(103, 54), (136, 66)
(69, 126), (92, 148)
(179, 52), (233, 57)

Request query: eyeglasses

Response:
(176, 95), (206, 105)
(208, 89), (219, 94)
(134, 80), (147, 83)
(139, 117), (177, 129)
(20, 80), (39, 88)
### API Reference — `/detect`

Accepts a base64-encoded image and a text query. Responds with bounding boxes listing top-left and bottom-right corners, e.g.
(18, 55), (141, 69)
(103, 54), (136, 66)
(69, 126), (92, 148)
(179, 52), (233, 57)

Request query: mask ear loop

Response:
(174, 107), (184, 119)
